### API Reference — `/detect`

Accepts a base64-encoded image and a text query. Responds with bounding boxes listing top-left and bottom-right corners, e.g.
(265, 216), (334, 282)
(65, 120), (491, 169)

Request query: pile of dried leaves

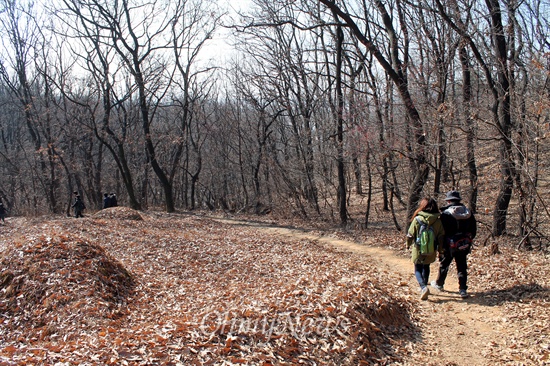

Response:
(0, 211), (417, 364)
(93, 207), (144, 221)
(0, 226), (134, 349)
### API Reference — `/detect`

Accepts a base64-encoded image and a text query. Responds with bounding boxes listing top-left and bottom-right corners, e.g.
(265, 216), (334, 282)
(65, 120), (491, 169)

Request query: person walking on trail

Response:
(431, 190), (477, 299)
(72, 192), (86, 218)
(406, 197), (445, 301)
(0, 202), (7, 223)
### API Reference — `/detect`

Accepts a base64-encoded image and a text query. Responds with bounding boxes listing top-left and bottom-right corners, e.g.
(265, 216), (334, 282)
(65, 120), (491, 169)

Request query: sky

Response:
(199, 0), (253, 65)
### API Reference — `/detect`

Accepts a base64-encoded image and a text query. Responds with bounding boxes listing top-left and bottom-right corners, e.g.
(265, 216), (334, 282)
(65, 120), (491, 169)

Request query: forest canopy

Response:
(0, 0), (548, 246)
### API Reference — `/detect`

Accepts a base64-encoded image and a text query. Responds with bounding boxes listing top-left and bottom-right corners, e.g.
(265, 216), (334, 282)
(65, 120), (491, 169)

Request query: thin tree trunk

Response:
(333, 12), (347, 225)
(459, 45), (478, 213)
(364, 147), (373, 229)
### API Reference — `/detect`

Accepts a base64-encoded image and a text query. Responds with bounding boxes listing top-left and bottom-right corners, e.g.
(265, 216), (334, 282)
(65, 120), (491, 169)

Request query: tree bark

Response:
(486, 0), (514, 236)
(333, 12), (347, 225)
(459, 45), (478, 213)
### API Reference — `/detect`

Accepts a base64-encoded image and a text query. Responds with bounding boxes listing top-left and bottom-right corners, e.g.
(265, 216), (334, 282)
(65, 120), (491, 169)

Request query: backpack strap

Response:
(415, 216), (422, 231)
(415, 216), (428, 228)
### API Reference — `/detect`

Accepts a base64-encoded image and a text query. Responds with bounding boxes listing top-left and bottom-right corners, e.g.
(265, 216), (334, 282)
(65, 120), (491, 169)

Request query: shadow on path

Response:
(466, 283), (549, 306)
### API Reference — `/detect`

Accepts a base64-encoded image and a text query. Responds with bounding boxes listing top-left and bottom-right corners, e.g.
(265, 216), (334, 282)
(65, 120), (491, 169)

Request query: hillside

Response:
(0, 208), (549, 365)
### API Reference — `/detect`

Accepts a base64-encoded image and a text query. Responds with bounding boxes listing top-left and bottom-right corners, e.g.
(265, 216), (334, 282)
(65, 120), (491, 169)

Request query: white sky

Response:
(199, 0), (252, 65)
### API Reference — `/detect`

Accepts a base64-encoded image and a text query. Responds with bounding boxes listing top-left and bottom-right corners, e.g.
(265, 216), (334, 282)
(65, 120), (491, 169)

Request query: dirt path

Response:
(214, 218), (508, 366)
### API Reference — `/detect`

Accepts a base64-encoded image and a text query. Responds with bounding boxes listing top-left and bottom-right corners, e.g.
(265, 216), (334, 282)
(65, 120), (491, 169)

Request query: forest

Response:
(0, 0), (549, 247)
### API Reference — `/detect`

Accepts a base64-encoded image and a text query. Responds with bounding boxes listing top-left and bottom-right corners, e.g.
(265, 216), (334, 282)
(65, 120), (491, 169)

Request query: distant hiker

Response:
(0, 202), (7, 223)
(109, 193), (118, 207)
(431, 191), (477, 299)
(72, 192), (86, 218)
(407, 197), (445, 301)
(103, 193), (111, 209)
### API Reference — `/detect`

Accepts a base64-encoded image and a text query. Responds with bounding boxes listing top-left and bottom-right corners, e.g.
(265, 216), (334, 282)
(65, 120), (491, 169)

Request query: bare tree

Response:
(170, 0), (222, 210)
(0, 0), (62, 213)
(53, 3), (144, 210)
(231, 64), (285, 213)
(409, 3), (460, 195)
(234, 2), (326, 216)
(318, 0), (429, 223)
(330, 10), (348, 224)
(59, 0), (219, 212)
(433, 0), (534, 236)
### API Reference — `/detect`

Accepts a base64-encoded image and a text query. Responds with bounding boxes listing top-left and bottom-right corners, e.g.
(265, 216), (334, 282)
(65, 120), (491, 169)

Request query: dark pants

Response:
(435, 249), (468, 290)
(414, 263), (430, 289)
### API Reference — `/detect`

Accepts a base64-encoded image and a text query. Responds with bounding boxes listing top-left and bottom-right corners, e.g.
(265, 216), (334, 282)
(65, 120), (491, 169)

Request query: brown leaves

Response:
(0, 212), (418, 364)
(2, 210), (547, 364)
(464, 245), (550, 364)
(0, 222), (135, 360)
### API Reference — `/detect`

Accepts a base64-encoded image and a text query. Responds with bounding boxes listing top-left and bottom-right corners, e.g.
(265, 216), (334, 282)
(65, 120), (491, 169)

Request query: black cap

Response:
(445, 190), (462, 201)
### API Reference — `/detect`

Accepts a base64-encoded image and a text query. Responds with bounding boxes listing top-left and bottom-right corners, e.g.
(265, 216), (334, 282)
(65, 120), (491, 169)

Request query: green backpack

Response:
(415, 217), (435, 256)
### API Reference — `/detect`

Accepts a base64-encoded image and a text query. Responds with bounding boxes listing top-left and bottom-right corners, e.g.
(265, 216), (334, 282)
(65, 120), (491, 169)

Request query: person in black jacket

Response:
(109, 193), (118, 207)
(72, 192), (86, 218)
(0, 202), (7, 223)
(103, 193), (111, 209)
(431, 190), (477, 298)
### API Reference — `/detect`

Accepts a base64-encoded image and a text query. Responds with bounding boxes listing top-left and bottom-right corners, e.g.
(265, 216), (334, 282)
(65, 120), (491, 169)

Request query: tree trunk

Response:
(486, 0), (514, 236)
(364, 147), (373, 229)
(459, 45), (478, 214)
(334, 13), (347, 225)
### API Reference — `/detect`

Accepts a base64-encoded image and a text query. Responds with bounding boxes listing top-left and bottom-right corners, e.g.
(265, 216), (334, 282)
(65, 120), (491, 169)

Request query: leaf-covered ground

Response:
(1, 208), (416, 365)
(0, 208), (549, 365)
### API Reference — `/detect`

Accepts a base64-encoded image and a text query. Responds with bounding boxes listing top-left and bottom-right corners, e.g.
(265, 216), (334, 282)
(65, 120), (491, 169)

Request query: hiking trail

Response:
(214, 217), (511, 366)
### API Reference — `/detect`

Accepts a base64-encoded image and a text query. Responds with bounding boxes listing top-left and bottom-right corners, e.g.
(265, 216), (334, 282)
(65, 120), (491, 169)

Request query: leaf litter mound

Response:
(0, 227), (134, 347)
(93, 206), (144, 221)
(0, 213), (416, 364)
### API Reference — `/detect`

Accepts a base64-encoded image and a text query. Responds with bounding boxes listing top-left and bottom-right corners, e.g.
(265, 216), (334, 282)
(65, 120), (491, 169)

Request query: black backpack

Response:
(443, 205), (473, 253)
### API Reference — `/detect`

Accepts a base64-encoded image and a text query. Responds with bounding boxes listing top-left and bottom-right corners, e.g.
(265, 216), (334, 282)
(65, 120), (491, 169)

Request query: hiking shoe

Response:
(420, 286), (430, 300)
(431, 280), (443, 291)
(459, 289), (469, 299)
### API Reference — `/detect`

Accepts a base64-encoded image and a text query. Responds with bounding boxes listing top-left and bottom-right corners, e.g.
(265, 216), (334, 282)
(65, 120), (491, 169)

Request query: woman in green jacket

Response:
(406, 197), (445, 300)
